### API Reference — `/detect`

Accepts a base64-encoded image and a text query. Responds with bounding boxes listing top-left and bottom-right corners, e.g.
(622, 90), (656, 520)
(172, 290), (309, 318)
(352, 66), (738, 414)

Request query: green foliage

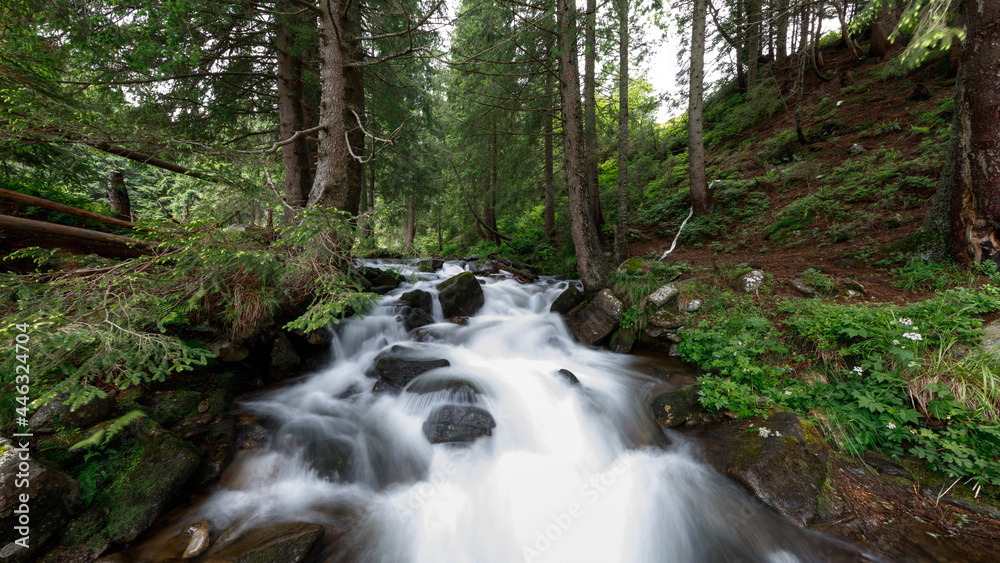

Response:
(69, 410), (148, 452)
(0, 208), (370, 422)
(800, 268), (840, 296)
(703, 76), (784, 149)
(77, 450), (108, 506)
(894, 258), (968, 291)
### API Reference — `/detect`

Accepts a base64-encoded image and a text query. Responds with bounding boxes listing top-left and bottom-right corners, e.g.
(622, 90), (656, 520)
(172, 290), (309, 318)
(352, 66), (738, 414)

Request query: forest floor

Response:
(631, 42), (968, 306)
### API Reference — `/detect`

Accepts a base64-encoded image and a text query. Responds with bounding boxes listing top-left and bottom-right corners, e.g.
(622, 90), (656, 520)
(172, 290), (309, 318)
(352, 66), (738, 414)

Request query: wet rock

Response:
(461, 254), (480, 261)
(650, 385), (703, 427)
(790, 279), (816, 297)
(28, 388), (116, 433)
(404, 308), (435, 331)
(556, 369), (580, 385)
(736, 270), (765, 294)
(208, 339), (250, 363)
(270, 332), (302, 378)
(609, 326), (638, 354)
(437, 272), (485, 318)
(0, 438), (79, 562)
(371, 357), (451, 394)
(565, 289), (622, 345)
(399, 289), (433, 315)
(304, 438), (354, 481)
(423, 405), (496, 444)
(370, 284), (398, 295)
(847, 143), (866, 155)
(407, 377), (483, 399)
(170, 412), (216, 439)
(182, 521), (212, 559)
(647, 284), (679, 308)
(550, 285), (587, 315)
(191, 414), (238, 485)
(203, 521), (324, 563)
(149, 390), (201, 427)
(369, 269), (406, 289)
(690, 412), (828, 526)
(417, 258), (444, 272)
(648, 310), (686, 329)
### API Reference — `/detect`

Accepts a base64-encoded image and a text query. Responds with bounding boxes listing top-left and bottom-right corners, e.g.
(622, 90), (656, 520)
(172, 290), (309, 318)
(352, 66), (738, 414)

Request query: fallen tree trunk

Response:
(0, 187), (143, 231)
(0, 214), (153, 250)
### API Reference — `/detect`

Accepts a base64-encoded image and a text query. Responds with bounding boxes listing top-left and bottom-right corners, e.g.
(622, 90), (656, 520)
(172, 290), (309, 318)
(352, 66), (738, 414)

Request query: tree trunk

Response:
(776, 0), (789, 84)
(689, 0), (714, 216)
(614, 0), (629, 265)
(812, 1), (825, 68)
(544, 67), (555, 241)
(106, 171), (131, 221)
(558, 0), (610, 290)
(406, 195), (416, 249)
(869, 8), (896, 60)
(735, 0), (747, 92)
(747, 0), (760, 90)
(343, 0), (366, 217)
(794, 3), (810, 145)
(276, 0), (312, 222)
(308, 0), (361, 215)
(584, 0), (604, 241)
(933, 0), (1000, 266)
(830, 0), (859, 60)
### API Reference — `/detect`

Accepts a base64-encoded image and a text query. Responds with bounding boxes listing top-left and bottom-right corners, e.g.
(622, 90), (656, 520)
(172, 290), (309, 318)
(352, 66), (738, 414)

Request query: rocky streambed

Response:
(3, 258), (999, 562)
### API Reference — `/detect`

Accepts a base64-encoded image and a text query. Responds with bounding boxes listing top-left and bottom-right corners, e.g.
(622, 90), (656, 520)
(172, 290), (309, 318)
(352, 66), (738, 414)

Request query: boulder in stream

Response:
(399, 289), (433, 315)
(650, 385), (704, 427)
(370, 357), (451, 394)
(423, 405), (496, 444)
(688, 412), (828, 526)
(437, 272), (485, 318)
(565, 289), (622, 345)
(549, 285), (586, 315)
(203, 520), (325, 563)
(404, 308), (435, 331)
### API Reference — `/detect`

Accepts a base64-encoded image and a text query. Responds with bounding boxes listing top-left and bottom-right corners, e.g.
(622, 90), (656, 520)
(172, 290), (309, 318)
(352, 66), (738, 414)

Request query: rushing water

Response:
(142, 260), (873, 562)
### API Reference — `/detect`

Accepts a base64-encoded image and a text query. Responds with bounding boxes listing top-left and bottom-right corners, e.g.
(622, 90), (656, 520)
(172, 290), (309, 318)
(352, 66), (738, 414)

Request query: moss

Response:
(620, 257), (647, 275)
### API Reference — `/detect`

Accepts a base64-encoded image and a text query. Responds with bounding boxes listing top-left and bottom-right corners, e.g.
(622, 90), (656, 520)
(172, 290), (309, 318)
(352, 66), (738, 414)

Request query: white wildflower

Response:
(758, 427), (772, 438)
(892, 340), (900, 345)
(903, 332), (923, 341)
(897, 318), (913, 326)
(887, 423), (896, 429)
(853, 366), (863, 374)
(784, 390), (792, 396)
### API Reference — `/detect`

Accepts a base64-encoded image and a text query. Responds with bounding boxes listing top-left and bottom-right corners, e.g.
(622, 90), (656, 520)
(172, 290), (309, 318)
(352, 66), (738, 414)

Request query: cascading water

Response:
(140, 260), (874, 562)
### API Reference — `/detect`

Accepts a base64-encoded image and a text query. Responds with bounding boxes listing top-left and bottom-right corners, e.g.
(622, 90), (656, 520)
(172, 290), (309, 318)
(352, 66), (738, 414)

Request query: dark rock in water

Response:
(565, 289), (622, 345)
(370, 269), (406, 288)
(407, 377), (483, 399)
(203, 520), (325, 563)
(417, 258), (445, 272)
(190, 414), (238, 486)
(609, 326), (638, 354)
(550, 285), (587, 315)
(0, 438), (79, 562)
(270, 332), (302, 379)
(372, 357), (451, 391)
(404, 308), (435, 331)
(461, 255), (480, 261)
(28, 388), (116, 433)
(370, 284), (398, 295)
(400, 289), (433, 314)
(304, 438), (355, 481)
(182, 521), (213, 559)
(208, 339), (250, 363)
(650, 385), (703, 427)
(689, 412), (828, 526)
(437, 272), (485, 318)
(423, 405), (496, 444)
(556, 369), (580, 385)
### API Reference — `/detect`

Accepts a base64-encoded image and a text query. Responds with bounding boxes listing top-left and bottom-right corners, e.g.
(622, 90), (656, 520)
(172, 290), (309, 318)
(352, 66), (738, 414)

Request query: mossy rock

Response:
(689, 412), (828, 526)
(650, 384), (704, 427)
(29, 387), (116, 433)
(149, 390), (202, 427)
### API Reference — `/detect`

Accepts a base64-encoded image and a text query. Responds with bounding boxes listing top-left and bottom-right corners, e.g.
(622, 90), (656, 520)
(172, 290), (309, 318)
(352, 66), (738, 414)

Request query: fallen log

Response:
(0, 214), (153, 251)
(0, 187), (144, 231)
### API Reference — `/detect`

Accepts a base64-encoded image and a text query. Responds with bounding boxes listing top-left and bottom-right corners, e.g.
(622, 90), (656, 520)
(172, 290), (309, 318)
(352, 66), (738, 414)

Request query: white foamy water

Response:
(175, 260), (869, 563)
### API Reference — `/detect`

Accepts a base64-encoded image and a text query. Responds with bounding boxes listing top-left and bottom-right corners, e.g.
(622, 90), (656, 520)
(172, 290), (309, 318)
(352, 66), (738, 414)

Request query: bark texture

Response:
(614, 0), (629, 265)
(558, 0), (610, 290)
(688, 0), (713, 216)
(106, 171), (131, 221)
